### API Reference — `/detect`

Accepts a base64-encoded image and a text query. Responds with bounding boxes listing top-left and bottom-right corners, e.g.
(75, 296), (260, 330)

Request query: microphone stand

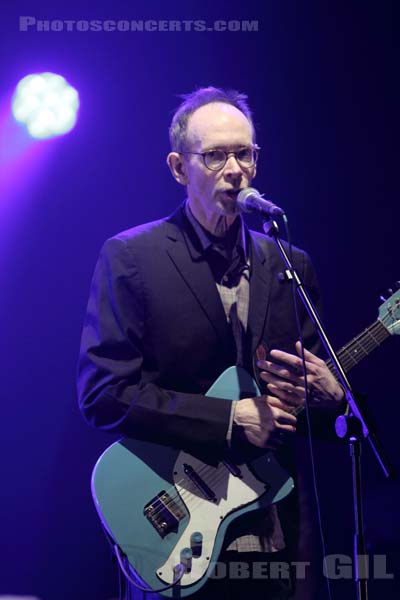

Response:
(263, 218), (396, 600)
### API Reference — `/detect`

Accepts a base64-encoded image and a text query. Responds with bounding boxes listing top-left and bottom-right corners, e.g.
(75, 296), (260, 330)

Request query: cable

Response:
(114, 543), (185, 595)
(282, 213), (333, 600)
(117, 557), (123, 600)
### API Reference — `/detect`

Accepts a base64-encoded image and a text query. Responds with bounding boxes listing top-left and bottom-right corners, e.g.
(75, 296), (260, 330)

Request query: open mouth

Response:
(223, 189), (240, 200)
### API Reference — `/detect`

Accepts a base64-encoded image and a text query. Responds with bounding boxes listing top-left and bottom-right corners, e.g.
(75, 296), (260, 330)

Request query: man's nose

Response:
(224, 153), (243, 176)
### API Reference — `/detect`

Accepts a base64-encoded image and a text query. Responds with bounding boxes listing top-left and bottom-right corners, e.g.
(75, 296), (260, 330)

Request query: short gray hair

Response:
(169, 86), (255, 152)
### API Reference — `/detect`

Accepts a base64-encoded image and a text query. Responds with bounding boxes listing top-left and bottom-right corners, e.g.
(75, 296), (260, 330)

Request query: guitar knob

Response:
(190, 531), (203, 557)
(395, 281), (400, 289)
(387, 288), (394, 296)
(180, 547), (193, 572)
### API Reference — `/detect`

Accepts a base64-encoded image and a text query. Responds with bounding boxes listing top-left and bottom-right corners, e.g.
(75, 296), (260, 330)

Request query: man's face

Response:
(183, 102), (257, 222)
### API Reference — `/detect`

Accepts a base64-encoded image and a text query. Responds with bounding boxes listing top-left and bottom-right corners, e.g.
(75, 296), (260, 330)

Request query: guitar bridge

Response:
(144, 490), (186, 538)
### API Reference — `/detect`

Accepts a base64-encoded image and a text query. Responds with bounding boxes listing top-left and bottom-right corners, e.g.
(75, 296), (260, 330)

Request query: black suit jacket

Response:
(77, 204), (322, 456)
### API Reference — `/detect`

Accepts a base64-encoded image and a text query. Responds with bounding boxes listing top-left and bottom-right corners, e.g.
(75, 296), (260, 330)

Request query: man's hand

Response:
(257, 341), (344, 408)
(233, 394), (300, 448)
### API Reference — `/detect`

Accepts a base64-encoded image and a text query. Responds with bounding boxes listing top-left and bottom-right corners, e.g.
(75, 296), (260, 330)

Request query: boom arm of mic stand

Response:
(263, 218), (395, 479)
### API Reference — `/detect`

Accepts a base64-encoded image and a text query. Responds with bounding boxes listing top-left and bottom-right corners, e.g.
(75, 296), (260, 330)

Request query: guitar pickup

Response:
(144, 490), (186, 538)
(223, 458), (243, 478)
(183, 463), (217, 502)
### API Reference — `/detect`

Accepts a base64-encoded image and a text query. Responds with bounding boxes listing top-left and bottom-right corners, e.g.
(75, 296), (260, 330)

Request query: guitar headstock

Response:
(378, 284), (400, 335)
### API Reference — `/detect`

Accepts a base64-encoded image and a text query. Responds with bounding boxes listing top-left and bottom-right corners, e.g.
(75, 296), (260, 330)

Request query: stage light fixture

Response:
(11, 72), (79, 139)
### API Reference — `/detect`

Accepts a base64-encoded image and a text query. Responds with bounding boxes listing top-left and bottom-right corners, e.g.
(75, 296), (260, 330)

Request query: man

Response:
(77, 87), (344, 599)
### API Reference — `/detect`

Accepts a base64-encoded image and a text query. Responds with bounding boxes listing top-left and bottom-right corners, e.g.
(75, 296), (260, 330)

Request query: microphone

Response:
(236, 187), (285, 217)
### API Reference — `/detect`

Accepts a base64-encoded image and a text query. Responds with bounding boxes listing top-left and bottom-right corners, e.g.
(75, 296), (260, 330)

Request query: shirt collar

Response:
(184, 200), (248, 258)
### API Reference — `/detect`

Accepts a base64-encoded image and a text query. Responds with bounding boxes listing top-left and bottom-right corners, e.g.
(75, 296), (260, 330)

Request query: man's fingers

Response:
(260, 369), (301, 390)
(270, 405), (297, 426)
(265, 350), (317, 376)
(257, 395), (297, 424)
(266, 382), (305, 406)
(275, 422), (297, 433)
(258, 345), (324, 381)
(295, 341), (324, 366)
(237, 395), (298, 448)
(258, 358), (306, 380)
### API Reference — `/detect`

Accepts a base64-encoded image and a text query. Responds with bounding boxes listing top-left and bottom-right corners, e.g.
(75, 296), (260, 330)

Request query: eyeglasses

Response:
(180, 145), (260, 171)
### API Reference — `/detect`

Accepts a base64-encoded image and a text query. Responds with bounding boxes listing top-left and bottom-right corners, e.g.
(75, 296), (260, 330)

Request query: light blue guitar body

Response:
(92, 366), (294, 597)
(91, 288), (400, 596)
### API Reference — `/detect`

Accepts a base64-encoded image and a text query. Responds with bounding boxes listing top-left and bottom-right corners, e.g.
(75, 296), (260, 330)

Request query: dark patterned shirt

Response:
(184, 201), (285, 553)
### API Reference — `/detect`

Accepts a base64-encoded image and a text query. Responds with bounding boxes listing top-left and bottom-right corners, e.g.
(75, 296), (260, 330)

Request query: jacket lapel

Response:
(163, 206), (275, 357)
(164, 207), (231, 345)
(247, 232), (274, 356)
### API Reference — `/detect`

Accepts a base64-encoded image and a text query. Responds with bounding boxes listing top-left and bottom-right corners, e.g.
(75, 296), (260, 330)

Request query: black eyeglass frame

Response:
(179, 145), (261, 171)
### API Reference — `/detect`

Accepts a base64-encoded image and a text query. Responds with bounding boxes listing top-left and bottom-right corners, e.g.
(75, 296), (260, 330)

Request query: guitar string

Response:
(342, 319), (387, 352)
(146, 463), (230, 521)
(341, 305), (399, 364)
(174, 465), (250, 516)
(331, 330), (384, 371)
(161, 446), (277, 518)
(146, 450), (245, 519)
(145, 451), (236, 519)
(147, 309), (398, 520)
(327, 319), (388, 371)
(151, 458), (256, 521)
(279, 315), (393, 421)
(338, 330), (376, 363)
(146, 437), (268, 518)
(335, 322), (388, 371)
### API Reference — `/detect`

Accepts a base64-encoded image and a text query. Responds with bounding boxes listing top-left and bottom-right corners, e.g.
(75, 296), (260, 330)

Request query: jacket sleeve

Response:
(77, 237), (232, 455)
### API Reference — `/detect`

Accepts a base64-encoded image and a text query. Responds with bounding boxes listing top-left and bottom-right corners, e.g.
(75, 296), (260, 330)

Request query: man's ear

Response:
(167, 152), (188, 185)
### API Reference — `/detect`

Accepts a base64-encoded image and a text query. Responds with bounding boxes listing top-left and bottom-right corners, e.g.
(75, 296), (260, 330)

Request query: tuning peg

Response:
(380, 295), (387, 303)
(387, 288), (394, 296)
(395, 281), (400, 289)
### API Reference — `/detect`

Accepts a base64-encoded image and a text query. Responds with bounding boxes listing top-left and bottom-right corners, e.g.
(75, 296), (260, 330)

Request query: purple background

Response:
(0, 2), (398, 599)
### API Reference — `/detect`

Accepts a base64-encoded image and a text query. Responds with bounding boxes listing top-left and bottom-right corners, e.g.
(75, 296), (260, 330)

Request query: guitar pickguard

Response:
(157, 451), (268, 586)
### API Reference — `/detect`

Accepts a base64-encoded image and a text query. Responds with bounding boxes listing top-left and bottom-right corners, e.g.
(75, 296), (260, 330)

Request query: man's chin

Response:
(217, 195), (240, 216)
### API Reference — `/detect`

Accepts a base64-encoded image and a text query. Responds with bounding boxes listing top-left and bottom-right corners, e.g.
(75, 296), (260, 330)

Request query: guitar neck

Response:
(290, 318), (390, 418)
(325, 318), (390, 375)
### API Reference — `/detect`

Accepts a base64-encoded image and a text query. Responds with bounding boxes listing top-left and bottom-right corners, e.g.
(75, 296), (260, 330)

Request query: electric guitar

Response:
(91, 288), (400, 597)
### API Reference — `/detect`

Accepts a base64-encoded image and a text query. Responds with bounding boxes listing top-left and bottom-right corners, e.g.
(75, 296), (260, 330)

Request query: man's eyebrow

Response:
(200, 144), (251, 152)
